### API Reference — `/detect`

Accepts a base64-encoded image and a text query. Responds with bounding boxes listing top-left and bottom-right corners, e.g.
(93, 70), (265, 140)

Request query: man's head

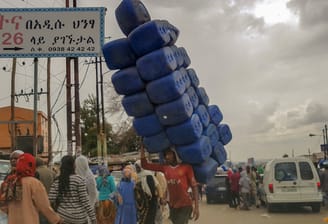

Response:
(10, 150), (24, 169)
(163, 147), (178, 165)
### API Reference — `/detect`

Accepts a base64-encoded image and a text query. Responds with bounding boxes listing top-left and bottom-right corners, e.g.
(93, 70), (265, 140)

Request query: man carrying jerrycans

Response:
(140, 144), (199, 224)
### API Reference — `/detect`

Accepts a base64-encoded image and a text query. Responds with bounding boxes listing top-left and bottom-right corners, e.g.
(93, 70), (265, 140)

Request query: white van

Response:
(263, 157), (322, 212)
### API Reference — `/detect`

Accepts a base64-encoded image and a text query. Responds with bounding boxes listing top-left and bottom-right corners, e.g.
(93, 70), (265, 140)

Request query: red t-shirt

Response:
(230, 172), (240, 193)
(141, 158), (197, 208)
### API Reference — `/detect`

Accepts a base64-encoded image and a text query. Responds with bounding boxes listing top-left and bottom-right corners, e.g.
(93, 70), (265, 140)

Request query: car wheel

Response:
(312, 203), (321, 213)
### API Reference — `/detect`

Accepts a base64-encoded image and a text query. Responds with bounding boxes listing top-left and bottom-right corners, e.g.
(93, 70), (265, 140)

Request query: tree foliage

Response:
(80, 94), (138, 156)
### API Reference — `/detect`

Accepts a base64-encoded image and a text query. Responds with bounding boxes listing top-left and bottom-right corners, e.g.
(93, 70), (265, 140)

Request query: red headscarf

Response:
(16, 153), (36, 178)
(0, 153), (35, 202)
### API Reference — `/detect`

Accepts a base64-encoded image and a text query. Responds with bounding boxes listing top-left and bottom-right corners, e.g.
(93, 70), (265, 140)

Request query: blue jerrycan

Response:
(196, 87), (209, 106)
(203, 123), (219, 147)
(137, 46), (177, 81)
(155, 93), (193, 126)
(133, 113), (163, 137)
(208, 105), (223, 125)
(195, 104), (210, 128)
(143, 131), (171, 153)
(122, 91), (154, 117)
(211, 141), (227, 165)
(128, 20), (179, 57)
(187, 68), (200, 88)
(193, 157), (219, 184)
(179, 47), (191, 68)
(111, 67), (145, 95)
(176, 135), (212, 164)
(186, 86), (199, 109)
(171, 45), (184, 68)
(179, 67), (191, 89)
(217, 124), (232, 145)
(102, 38), (136, 70)
(166, 113), (203, 145)
(115, 0), (151, 36)
(146, 70), (185, 104)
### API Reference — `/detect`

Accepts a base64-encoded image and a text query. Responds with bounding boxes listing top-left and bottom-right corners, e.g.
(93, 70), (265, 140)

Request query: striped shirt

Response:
(49, 174), (96, 224)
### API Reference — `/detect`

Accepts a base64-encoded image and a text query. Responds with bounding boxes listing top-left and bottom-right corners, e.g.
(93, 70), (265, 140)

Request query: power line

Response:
(51, 76), (66, 112)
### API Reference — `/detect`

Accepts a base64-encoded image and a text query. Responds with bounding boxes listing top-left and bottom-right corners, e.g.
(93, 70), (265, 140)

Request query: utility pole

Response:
(95, 57), (101, 162)
(47, 58), (52, 163)
(324, 124), (328, 159)
(33, 58), (39, 156)
(66, 0), (73, 155)
(10, 58), (17, 152)
(74, 58), (81, 156)
(65, 0), (81, 156)
(99, 56), (107, 165)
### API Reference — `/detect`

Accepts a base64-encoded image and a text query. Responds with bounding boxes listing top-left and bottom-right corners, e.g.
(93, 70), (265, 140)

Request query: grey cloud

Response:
(304, 102), (328, 124)
(246, 102), (278, 134)
(285, 101), (328, 129)
(287, 0), (328, 28)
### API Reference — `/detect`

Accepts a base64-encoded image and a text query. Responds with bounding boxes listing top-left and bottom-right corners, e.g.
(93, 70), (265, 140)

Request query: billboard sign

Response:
(0, 7), (105, 58)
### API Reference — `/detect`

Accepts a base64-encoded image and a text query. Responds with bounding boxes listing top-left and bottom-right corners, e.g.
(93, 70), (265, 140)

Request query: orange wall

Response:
(0, 106), (48, 152)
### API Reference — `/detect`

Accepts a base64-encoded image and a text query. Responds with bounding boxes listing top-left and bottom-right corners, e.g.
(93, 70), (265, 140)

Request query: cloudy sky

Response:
(1, 0), (328, 161)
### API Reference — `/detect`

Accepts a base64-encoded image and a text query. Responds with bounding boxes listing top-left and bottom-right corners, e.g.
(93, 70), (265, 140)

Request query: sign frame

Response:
(0, 7), (105, 58)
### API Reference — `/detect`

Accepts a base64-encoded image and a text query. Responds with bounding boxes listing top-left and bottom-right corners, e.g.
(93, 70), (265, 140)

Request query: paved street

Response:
(192, 199), (328, 224)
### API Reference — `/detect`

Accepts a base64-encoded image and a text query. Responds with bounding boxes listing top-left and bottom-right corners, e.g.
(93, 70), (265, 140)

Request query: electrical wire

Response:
(51, 76), (66, 112)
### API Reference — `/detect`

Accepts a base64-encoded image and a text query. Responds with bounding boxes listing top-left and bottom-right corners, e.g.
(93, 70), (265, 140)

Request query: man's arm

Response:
(186, 165), (199, 221)
(191, 184), (200, 221)
(140, 144), (165, 172)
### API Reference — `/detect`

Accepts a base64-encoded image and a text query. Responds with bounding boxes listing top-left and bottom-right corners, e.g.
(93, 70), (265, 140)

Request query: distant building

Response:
(0, 106), (48, 157)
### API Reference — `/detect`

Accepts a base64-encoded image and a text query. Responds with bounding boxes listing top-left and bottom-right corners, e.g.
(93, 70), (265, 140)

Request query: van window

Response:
(275, 162), (297, 181)
(299, 162), (314, 180)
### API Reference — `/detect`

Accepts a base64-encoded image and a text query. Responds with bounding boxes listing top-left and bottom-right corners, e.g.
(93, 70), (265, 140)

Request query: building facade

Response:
(0, 106), (48, 156)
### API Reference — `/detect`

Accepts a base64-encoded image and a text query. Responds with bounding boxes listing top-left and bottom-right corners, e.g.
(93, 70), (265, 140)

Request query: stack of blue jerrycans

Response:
(102, 0), (232, 184)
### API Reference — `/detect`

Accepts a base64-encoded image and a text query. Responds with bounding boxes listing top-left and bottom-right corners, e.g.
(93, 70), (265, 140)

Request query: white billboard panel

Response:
(0, 7), (105, 58)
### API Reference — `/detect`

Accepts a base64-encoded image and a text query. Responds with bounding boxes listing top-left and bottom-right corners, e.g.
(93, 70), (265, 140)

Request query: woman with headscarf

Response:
(49, 155), (97, 224)
(134, 160), (159, 224)
(96, 166), (116, 224)
(2, 153), (62, 224)
(0, 150), (24, 212)
(115, 165), (137, 224)
(75, 155), (98, 207)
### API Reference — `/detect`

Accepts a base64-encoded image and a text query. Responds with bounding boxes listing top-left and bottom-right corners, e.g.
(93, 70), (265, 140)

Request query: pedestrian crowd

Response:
(0, 145), (200, 224)
(225, 165), (264, 211)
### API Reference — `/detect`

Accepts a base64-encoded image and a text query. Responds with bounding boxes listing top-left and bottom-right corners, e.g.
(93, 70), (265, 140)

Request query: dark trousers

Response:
(169, 206), (192, 224)
(231, 191), (240, 208)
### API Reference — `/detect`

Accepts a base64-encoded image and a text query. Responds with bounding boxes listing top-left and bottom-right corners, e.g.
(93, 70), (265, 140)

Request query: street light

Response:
(309, 127), (328, 159)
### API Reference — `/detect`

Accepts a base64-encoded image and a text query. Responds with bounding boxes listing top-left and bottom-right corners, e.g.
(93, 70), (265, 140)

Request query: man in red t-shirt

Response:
(140, 145), (199, 224)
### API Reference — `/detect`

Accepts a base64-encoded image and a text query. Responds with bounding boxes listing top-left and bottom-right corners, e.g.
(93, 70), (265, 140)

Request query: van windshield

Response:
(274, 162), (297, 181)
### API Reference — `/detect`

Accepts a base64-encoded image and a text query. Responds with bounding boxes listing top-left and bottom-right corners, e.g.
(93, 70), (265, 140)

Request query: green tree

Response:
(81, 94), (115, 157)
(116, 127), (140, 154)
(80, 93), (140, 156)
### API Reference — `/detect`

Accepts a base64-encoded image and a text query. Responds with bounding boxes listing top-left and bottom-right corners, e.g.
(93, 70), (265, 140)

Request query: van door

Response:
(298, 161), (319, 200)
(274, 162), (301, 200)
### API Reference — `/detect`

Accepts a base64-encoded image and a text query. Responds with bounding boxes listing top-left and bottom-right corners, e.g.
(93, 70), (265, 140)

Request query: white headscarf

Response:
(10, 150), (24, 157)
(135, 160), (159, 197)
(75, 155), (98, 205)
